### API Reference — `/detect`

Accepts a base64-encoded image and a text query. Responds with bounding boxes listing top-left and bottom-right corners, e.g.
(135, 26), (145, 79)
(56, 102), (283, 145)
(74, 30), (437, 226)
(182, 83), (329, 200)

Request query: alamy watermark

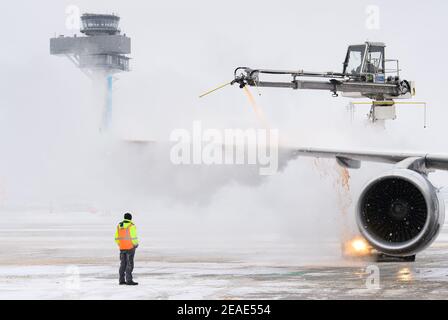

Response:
(365, 265), (380, 290)
(64, 265), (81, 298)
(170, 121), (279, 176)
(65, 5), (81, 31)
(365, 5), (381, 30)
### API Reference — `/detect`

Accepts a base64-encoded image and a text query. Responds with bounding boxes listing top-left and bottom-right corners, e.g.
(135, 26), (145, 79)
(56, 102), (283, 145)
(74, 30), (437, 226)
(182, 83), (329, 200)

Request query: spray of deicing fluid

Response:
(312, 159), (353, 255)
(201, 83), (354, 256)
(243, 87), (354, 253)
(243, 87), (270, 129)
(335, 165), (353, 242)
(242, 88), (353, 241)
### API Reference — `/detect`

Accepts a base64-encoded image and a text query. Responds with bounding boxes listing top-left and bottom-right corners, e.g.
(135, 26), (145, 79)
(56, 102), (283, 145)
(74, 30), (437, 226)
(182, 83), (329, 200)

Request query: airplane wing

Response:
(293, 147), (448, 171)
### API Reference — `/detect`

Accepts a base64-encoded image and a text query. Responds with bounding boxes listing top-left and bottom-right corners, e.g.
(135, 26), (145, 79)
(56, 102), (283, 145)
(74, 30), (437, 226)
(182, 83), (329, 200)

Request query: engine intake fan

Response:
(357, 169), (444, 256)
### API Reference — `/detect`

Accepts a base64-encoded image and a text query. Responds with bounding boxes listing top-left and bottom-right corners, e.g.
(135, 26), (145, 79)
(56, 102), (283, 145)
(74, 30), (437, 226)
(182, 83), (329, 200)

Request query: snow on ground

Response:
(1, 211), (448, 299)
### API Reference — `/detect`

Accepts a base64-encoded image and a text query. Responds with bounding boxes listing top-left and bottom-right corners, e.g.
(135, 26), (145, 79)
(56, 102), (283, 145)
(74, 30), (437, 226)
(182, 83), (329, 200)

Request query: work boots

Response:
(127, 281), (138, 286)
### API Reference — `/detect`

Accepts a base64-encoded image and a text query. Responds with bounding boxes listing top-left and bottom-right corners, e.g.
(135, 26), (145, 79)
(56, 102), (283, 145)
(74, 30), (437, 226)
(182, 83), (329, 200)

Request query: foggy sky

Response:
(1, 1), (448, 250)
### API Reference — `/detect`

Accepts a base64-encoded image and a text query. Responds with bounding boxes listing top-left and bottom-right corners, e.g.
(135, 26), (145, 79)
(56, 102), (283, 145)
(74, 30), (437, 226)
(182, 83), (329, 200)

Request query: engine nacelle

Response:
(356, 169), (445, 257)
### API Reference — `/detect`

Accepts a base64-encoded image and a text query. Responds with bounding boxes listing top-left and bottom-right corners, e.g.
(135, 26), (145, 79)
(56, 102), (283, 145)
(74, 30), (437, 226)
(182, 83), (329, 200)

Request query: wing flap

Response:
(294, 147), (448, 172)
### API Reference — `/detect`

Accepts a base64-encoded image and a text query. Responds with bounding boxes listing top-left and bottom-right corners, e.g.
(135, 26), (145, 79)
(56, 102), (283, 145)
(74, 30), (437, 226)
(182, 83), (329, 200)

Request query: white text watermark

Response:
(170, 121), (279, 176)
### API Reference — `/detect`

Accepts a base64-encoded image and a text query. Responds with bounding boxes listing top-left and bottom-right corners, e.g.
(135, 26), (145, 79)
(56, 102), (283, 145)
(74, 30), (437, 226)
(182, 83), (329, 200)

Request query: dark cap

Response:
(124, 213), (132, 220)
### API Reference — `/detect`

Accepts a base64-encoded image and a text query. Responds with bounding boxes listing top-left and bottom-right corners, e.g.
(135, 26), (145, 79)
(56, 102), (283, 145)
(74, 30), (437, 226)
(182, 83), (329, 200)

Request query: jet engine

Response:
(356, 169), (445, 257)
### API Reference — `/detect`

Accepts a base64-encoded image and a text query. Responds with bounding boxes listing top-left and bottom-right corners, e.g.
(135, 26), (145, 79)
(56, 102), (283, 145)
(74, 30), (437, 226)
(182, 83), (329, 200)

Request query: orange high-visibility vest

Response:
(115, 223), (135, 250)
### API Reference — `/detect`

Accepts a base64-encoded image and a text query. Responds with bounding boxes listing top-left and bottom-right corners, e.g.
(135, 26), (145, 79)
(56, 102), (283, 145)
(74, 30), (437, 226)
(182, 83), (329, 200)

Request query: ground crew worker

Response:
(114, 213), (139, 285)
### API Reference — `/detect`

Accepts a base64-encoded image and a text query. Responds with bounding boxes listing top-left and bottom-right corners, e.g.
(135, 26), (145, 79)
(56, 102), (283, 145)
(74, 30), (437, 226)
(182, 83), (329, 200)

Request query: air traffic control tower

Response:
(50, 13), (131, 130)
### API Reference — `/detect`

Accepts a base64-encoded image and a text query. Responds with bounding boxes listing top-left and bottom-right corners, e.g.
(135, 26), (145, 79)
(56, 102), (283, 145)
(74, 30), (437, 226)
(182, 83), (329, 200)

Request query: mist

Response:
(1, 0), (448, 262)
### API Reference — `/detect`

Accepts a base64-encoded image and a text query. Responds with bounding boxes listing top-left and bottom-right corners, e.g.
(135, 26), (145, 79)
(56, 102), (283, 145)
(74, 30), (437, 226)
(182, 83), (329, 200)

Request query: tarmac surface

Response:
(1, 212), (448, 300)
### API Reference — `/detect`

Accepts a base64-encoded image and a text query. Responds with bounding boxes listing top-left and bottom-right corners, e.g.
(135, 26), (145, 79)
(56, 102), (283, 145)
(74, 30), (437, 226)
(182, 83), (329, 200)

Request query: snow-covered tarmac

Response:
(2, 212), (448, 300)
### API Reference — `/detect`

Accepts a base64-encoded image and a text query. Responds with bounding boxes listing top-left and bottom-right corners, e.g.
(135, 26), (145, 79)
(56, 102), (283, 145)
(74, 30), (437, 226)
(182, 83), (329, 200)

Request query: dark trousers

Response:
(119, 248), (136, 283)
